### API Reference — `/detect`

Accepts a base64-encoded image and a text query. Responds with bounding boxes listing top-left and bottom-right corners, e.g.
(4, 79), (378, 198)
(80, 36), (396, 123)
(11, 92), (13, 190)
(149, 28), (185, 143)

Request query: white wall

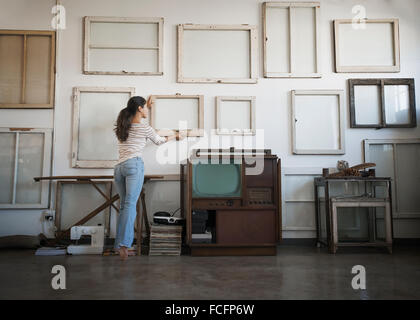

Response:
(0, 0), (419, 238)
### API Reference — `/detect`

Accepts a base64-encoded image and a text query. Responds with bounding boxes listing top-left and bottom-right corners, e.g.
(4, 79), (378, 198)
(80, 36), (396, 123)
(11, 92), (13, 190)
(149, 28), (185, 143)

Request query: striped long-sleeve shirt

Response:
(117, 123), (166, 164)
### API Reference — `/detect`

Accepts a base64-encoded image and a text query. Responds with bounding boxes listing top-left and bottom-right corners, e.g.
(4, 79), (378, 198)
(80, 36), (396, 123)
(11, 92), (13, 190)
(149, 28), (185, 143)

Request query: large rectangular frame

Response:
(0, 128), (52, 208)
(0, 30), (56, 108)
(72, 87), (135, 168)
(292, 90), (345, 154)
(215, 96), (256, 135)
(349, 78), (416, 128)
(334, 19), (400, 73)
(262, 2), (321, 78)
(177, 24), (258, 83)
(149, 94), (204, 137)
(83, 16), (164, 75)
(364, 139), (420, 218)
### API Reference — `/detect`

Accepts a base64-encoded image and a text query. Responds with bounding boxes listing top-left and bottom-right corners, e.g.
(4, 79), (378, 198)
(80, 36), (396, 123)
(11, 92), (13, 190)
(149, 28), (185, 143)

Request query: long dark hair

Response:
(114, 96), (146, 142)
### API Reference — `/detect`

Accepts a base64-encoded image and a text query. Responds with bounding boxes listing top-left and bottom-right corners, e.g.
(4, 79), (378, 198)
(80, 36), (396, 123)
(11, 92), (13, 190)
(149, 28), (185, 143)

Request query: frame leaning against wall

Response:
(262, 1), (321, 78)
(0, 128), (52, 209)
(364, 139), (420, 219)
(177, 24), (258, 83)
(149, 94), (204, 137)
(349, 78), (416, 128)
(0, 30), (56, 108)
(215, 96), (256, 135)
(83, 16), (164, 75)
(333, 19), (400, 73)
(72, 86), (136, 168)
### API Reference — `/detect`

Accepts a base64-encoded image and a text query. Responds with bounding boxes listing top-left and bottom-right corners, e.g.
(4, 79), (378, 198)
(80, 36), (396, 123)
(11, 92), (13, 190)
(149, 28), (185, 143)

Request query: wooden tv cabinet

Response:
(180, 149), (281, 256)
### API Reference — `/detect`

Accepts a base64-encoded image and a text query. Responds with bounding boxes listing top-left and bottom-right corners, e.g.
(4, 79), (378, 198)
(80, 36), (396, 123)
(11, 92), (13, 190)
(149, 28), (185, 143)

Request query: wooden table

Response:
(34, 175), (165, 255)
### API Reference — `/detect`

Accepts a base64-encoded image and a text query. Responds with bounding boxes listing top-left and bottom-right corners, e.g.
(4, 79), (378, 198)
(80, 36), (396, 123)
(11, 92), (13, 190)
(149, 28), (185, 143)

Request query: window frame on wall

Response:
(83, 16), (164, 75)
(215, 96), (256, 135)
(71, 86), (136, 168)
(177, 24), (258, 84)
(291, 90), (345, 155)
(364, 139), (420, 218)
(149, 94), (204, 137)
(262, 1), (321, 78)
(333, 19), (400, 73)
(0, 128), (52, 209)
(0, 30), (56, 109)
(349, 78), (416, 128)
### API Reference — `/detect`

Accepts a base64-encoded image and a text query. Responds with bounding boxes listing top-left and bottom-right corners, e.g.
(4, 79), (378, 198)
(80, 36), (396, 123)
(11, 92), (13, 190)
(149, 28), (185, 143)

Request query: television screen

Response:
(192, 163), (242, 198)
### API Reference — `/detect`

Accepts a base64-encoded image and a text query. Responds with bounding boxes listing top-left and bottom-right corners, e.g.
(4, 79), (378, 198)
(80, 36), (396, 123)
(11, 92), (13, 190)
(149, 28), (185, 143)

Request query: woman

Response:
(113, 96), (183, 260)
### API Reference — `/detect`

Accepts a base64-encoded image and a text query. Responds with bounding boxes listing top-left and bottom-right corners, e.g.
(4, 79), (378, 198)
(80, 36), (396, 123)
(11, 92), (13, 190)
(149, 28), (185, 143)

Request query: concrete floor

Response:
(0, 245), (419, 300)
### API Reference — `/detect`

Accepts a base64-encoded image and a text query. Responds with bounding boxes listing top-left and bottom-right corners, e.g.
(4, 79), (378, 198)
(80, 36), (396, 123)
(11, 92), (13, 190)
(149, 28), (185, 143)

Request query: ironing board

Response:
(34, 175), (165, 255)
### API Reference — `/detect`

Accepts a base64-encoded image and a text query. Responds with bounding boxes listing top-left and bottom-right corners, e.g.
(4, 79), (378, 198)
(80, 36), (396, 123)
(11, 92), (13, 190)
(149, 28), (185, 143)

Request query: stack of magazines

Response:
(149, 224), (183, 256)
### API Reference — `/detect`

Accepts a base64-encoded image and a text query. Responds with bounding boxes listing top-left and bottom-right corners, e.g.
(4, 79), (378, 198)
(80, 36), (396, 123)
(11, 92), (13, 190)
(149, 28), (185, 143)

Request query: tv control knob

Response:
(227, 200), (233, 206)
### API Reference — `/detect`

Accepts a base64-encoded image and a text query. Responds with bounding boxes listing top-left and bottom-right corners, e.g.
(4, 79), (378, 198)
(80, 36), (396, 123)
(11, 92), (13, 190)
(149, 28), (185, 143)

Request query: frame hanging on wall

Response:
(72, 87), (135, 168)
(0, 128), (52, 208)
(292, 90), (345, 155)
(215, 96), (256, 135)
(349, 78), (416, 128)
(83, 16), (163, 75)
(364, 139), (420, 218)
(0, 30), (56, 108)
(149, 94), (204, 137)
(262, 2), (321, 78)
(334, 19), (400, 73)
(177, 24), (258, 83)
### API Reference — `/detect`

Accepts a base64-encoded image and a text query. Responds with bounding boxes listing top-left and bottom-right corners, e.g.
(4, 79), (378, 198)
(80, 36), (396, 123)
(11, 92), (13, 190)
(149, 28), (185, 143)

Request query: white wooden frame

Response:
(364, 139), (420, 218)
(83, 16), (164, 75)
(0, 128), (52, 209)
(262, 2), (321, 78)
(177, 24), (258, 83)
(292, 90), (345, 154)
(215, 96), (256, 135)
(334, 19), (400, 73)
(149, 94), (204, 137)
(72, 87), (135, 168)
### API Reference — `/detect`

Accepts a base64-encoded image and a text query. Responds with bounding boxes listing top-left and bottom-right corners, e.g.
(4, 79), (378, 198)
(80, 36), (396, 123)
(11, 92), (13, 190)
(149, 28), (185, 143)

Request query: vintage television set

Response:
(180, 148), (281, 256)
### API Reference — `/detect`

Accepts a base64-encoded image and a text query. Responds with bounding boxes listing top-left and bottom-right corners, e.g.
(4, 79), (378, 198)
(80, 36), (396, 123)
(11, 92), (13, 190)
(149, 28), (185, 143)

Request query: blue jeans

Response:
(113, 157), (145, 249)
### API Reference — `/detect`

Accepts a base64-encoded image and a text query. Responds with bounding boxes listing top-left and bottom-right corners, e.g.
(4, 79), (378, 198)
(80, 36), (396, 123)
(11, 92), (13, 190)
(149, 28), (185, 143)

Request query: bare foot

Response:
(119, 246), (128, 260)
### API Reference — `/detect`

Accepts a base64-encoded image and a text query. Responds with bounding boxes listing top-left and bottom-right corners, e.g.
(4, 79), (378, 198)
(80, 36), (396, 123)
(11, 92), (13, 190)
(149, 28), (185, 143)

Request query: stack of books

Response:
(149, 224), (183, 256)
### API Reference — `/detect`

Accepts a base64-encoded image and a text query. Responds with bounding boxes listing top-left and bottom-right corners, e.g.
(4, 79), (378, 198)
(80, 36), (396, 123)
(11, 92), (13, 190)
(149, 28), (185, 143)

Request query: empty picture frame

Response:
(177, 24), (258, 83)
(349, 78), (416, 128)
(216, 96), (256, 135)
(149, 94), (204, 136)
(263, 2), (321, 78)
(72, 87), (135, 168)
(0, 128), (52, 208)
(55, 181), (112, 234)
(83, 17), (163, 75)
(292, 90), (345, 154)
(364, 139), (420, 218)
(334, 19), (400, 72)
(0, 30), (55, 108)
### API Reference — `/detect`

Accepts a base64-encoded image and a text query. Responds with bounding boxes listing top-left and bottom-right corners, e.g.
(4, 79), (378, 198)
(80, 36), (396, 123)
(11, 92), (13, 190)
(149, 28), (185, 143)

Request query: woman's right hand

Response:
(146, 96), (152, 108)
(176, 131), (187, 140)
